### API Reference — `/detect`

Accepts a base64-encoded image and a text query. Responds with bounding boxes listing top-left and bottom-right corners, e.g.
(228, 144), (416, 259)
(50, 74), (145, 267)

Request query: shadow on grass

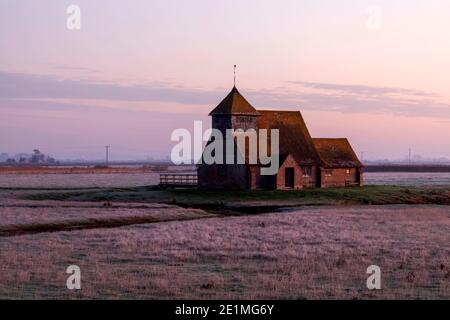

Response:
(0, 213), (219, 237)
(23, 185), (450, 207)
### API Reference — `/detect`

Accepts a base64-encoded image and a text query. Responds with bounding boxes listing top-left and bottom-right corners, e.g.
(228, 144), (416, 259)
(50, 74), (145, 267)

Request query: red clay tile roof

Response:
(209, 86), (260, 116)
(256, 110), (320, 166)
(313, 138), (363, 168)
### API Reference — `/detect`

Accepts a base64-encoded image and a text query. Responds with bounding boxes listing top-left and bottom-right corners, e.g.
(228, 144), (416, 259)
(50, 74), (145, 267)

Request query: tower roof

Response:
(209, 86), (260, 116)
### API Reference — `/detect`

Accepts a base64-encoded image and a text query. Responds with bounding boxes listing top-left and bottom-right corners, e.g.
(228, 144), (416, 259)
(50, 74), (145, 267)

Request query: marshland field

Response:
(0, 168), (449, 299)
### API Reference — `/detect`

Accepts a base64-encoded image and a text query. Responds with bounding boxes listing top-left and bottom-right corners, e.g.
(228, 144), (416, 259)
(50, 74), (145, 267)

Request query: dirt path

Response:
(0, 190), (276, 237)
(0, 195), (219, 237)
(0, 213), (219, 237)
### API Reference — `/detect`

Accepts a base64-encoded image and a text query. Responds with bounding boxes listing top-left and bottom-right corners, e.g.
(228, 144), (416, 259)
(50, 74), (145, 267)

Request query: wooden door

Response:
(285, 167), (295, 188)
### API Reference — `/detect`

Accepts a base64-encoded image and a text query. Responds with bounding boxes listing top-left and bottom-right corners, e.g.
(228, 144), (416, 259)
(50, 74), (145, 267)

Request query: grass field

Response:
(0, 204), (448, 299)
(23, 185), (450, 209)
(0, 175), (449, 299)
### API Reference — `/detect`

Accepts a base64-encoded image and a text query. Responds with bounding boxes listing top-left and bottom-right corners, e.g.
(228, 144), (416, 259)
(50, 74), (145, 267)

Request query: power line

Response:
(105, 145), (110, 166)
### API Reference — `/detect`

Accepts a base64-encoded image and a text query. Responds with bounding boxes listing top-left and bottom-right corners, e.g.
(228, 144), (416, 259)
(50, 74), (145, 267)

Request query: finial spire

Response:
(233, 65), (236, 87)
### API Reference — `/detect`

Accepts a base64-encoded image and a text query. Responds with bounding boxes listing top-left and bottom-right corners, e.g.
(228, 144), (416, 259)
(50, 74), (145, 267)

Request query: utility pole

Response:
(408, 148), (411, 164)
(360, 151), (364, 163)
(105, 145), (110, 166)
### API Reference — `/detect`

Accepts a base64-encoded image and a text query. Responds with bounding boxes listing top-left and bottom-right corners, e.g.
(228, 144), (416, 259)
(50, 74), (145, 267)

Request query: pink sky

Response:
(0, 1), (449, 160)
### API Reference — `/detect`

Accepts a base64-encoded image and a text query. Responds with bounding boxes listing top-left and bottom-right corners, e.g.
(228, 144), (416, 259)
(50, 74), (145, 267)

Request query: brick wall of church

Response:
(276, 155), (302, 189)
(319, 167), (360, 188)
(197, 163), (248, 190)
(300, 165), (318, 188)
(248, 166), (277, 189)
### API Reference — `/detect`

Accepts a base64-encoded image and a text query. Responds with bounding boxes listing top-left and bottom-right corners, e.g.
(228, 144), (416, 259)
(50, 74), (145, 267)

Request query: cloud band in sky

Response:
(1, 71), (449, 119)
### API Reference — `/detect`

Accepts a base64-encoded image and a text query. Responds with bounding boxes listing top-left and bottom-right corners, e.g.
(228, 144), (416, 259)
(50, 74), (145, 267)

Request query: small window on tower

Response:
(324, 169), (333, 177)
(346, 169), (351, 175)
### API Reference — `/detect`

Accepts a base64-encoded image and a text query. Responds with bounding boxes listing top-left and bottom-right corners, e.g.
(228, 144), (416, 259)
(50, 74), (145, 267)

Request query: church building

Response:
(197, 86), (363, 190)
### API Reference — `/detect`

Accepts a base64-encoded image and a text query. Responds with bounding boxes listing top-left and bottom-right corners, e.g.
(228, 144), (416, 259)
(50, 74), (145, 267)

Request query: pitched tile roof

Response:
(313, 138), (363, 168)
(209, 86), (260, 116)
(256, 110), (321, 166)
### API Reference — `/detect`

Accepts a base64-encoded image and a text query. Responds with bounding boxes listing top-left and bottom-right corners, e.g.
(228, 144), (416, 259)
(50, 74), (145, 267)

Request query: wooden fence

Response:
(159, 173), (198, 188)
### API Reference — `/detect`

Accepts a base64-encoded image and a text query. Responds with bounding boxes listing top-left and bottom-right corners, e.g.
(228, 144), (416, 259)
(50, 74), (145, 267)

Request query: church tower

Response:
(198, 86), (260, 190)
(209, 86), (260, 134)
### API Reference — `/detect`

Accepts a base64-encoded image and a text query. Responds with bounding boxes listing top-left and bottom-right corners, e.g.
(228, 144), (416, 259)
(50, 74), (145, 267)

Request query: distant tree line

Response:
(0, 149), (57, 165)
